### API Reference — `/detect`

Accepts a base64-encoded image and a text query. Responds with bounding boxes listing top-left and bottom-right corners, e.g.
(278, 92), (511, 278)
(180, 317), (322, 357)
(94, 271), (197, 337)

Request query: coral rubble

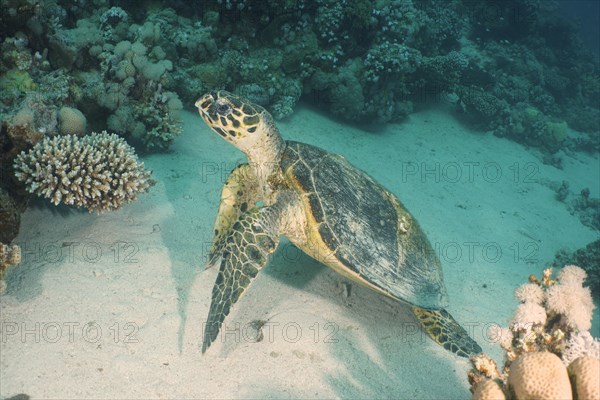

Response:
(0, 242), (21, 295)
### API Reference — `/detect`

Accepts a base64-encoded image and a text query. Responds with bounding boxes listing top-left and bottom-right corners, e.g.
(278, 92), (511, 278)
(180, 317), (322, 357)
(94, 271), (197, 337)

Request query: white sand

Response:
(1, 105), (598, 399)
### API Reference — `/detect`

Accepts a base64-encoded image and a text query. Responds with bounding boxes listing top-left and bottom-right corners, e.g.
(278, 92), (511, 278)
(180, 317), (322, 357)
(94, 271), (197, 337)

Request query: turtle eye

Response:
(216, 103), (231, 115)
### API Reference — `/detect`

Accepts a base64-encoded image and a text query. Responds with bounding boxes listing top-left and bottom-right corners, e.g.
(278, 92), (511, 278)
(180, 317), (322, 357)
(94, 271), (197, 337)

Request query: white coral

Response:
(562, 331), (600, 366)
(488, 325), (513, 351)
(13, 131), (153, 213)
(510, 302), (547, 331)
(469, 266), (600, 400)
(514, 283), (545, 304)
(556, 265), (587, 287)
(546, 281), (595, 331)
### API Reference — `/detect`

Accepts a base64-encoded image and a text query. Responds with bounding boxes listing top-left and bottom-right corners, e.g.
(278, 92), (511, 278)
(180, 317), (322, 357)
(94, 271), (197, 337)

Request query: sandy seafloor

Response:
(1, 103), (598, 399)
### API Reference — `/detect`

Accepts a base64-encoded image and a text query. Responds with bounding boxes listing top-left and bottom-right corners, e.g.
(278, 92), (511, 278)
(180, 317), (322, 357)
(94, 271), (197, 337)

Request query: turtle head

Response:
(195, 91), (281, 154)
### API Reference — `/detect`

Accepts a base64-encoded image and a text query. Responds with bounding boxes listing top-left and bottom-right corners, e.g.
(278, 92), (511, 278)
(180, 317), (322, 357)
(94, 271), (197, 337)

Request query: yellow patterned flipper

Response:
(413, 307), (482, 358)
(202, 208), (279, 353)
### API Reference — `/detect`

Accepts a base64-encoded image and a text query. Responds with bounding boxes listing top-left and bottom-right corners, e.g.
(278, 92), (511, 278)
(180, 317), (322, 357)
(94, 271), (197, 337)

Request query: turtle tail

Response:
(412, 307), (482, 358)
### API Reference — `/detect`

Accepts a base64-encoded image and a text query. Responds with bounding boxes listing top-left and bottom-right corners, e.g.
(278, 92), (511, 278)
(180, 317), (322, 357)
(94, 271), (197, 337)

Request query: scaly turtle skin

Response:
(195, 91), (482, 357)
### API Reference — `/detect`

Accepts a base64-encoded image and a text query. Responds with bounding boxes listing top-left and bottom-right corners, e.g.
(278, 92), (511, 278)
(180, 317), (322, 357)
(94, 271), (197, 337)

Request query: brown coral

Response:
(0, 187), (22, 243)
(568, 356), (600, 400)
(13, 131), (153, 213)
(5, 104), (44, 148)
(508, 352), (572, 400)
(472, 379), (506, 400)
(58, 106), (87, 136)
(0, 243), (21, 294)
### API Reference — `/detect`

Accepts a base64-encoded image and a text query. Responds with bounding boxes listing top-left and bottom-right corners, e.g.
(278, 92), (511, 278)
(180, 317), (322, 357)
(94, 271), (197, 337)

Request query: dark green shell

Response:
(281, 141), (448, 310)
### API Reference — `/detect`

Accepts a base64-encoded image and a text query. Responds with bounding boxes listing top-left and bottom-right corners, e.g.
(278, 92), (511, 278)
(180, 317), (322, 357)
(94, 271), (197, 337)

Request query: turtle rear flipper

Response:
(412, 307), (482, 358)
(202, 207), (279, 353)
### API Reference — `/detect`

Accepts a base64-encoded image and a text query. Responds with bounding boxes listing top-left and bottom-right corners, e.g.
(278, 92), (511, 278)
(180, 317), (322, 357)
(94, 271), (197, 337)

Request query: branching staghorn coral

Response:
(13, 131), (153, 213)
(468, 266), (599, 400)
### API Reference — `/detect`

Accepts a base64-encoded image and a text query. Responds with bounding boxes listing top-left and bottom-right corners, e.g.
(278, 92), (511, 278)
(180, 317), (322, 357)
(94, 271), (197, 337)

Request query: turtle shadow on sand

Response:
(276, 251), (472, 398)
(320, 279), (472, 398)
(296, 260), (472, 397)
(209, 242), (471, 398)
(137, 151), (196, 353)
(143, 110), (242, 353)
(204, 244), (326, 357)
(262, 238), (325, 289)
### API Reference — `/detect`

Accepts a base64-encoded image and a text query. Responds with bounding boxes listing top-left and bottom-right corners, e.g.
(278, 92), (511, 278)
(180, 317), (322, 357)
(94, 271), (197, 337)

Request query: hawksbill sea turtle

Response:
(195, 90), (482, 358)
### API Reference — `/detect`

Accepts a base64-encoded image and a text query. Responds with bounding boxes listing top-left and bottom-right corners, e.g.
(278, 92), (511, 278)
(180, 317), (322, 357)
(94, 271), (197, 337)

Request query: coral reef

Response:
(552, 239), (600, 297)
(552, 179), (600, 231)
(492, 104), (572, 154)
(468, 266), (599, 400)
(0, 0), (597, 154)
(74, 31), (184, 150)
(1, 2), (184, 152)
(13, 131), (154, 213)
(0, 69), (36, 93)
(0, 242), (21, 295)
(570, 189), (600, 231)
(562, 331), (600, 367)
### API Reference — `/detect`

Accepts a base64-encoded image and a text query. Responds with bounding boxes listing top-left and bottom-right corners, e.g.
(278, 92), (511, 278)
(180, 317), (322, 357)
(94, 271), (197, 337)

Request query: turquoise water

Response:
(0, 1), (598, 398)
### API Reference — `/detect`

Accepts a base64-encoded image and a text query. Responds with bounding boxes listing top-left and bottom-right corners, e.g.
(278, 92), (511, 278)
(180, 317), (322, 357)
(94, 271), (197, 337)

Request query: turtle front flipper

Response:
(208, 163), (261, 268)
(412, 307), (482, 358)
(202, 207), (280, 353)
